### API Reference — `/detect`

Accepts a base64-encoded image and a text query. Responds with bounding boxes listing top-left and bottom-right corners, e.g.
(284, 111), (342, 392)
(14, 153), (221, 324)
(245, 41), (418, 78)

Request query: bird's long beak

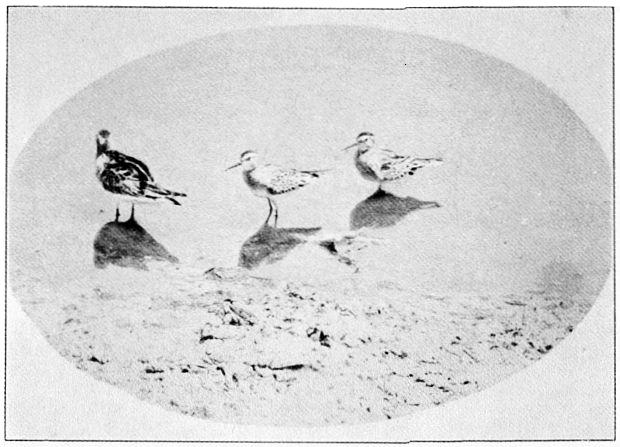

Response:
(225, 162), (241, 171)
(342, 142), (359, 151)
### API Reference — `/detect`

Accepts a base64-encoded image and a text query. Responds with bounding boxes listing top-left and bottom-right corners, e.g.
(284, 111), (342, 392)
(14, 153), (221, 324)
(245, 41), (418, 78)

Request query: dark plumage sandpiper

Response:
(95, 129), (186, 221)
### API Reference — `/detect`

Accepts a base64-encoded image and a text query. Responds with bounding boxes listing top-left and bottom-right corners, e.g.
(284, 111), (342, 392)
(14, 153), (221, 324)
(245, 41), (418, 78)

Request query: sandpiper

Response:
(95, 129), (186, 221)
(342, 132), (443, 190)
(226, 151), (326, 227)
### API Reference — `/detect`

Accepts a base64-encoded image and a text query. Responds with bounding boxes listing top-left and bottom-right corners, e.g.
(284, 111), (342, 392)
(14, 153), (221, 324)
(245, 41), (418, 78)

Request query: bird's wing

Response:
(99, 151), (151, 197)
(379, 154), (442, 181)
(113, 151), (154, 181)
(361, 148), (405, 179)
(254, 164), (321, 195)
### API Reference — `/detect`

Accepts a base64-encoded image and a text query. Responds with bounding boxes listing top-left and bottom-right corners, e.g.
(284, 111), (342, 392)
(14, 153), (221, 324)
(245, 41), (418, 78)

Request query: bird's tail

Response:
(416, 157), (443, 167)
(303, 169), (331, 178)
(145, 183), (187, 205)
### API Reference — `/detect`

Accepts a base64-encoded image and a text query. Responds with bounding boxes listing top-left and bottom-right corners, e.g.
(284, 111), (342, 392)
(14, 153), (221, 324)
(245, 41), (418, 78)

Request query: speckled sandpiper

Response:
(226, 150), (326, 227)
(343, 132), (443, 191)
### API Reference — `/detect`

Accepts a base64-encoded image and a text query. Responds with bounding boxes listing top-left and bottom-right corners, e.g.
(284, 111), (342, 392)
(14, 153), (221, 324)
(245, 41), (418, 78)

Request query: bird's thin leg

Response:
(273, 199), (279, 228)
(115, 205), (120, 222)
(264, 199), (273, 226)
(129, 203), (135, 222)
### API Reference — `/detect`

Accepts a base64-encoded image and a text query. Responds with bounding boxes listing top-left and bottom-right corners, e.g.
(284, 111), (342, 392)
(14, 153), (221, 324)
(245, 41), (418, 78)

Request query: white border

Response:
(3, 2), (615, 442)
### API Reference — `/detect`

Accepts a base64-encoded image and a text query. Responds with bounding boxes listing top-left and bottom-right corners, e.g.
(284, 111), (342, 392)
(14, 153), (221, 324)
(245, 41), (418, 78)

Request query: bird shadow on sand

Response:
(93, 217), (178, 270)
(239, 222), (362, 270)
(350, 188), (441, 230)
(238, 224), (323, 269)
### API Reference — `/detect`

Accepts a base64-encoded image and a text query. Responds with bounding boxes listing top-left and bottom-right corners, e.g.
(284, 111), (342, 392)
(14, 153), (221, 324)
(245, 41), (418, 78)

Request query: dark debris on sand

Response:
(28, 264), (594, 426)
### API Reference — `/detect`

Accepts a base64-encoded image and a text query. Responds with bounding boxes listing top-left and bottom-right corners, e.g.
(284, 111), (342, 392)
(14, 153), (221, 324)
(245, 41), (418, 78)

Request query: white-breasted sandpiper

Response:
(95, 129), (186, 221)
(226, 151), (326, 227)
(343, 132), (443, 191)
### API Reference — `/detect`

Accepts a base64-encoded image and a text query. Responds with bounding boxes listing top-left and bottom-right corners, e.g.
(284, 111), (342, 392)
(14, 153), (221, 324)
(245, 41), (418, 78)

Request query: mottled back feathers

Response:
(357, 147), (442, 183)
(244, 164), (325, 196)
(96, 148), (186, 205)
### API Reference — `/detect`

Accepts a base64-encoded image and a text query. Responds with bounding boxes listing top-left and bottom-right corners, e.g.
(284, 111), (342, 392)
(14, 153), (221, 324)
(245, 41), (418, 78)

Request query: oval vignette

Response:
(9, 26), (611, 426)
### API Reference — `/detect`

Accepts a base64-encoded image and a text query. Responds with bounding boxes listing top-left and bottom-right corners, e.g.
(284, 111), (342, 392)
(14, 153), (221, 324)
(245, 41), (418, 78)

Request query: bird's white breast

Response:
(356, 150), (382, 182)
(95, 153), (110, 177)
(243, 168), (272, 197)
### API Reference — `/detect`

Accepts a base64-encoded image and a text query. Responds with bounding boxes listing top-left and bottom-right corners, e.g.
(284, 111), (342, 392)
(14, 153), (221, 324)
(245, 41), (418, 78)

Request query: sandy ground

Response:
(13, 237), (591, 426)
